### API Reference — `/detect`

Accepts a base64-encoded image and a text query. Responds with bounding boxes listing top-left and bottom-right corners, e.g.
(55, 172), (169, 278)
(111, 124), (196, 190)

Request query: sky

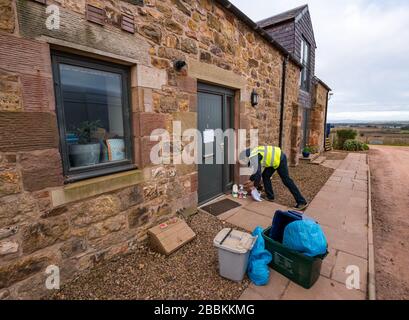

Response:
(230, 0), (409, 122)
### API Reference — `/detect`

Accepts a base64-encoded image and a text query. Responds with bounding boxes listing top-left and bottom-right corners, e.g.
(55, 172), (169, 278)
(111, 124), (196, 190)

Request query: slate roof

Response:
(257, 4), (308, 28)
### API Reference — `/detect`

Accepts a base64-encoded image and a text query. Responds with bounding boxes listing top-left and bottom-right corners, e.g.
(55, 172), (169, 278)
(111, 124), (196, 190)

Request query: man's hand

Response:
(250, 173), (262, 184)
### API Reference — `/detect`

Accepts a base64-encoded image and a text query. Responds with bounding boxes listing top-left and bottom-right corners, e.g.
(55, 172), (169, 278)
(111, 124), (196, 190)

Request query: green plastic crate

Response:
(262, 227), (328, 289)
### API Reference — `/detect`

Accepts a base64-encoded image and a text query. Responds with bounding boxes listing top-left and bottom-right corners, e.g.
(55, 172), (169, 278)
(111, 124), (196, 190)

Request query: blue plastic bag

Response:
(247, 227), (272, 286)
(283, 220), (328, 257)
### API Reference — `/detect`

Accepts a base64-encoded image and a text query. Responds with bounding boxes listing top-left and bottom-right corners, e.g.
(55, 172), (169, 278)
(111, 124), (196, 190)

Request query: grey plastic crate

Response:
(213, 228), (256, 282)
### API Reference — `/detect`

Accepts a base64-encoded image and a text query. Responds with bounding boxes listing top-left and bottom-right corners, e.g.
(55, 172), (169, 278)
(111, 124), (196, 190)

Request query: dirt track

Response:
(369, 146), (409, 299)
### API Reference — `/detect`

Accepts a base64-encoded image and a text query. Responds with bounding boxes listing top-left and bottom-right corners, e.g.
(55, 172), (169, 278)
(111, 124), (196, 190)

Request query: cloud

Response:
(329, 111), (409, 122)
(230, 0), (409, 121)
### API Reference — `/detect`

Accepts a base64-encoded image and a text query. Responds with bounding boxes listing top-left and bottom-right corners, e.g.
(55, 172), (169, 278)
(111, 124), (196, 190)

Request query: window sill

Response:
(50, 169), (144, 207)
(64, 163), (136, 184)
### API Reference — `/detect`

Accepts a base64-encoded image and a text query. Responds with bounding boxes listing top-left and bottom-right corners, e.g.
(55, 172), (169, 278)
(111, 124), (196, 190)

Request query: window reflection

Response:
(60, 64), (126, 169)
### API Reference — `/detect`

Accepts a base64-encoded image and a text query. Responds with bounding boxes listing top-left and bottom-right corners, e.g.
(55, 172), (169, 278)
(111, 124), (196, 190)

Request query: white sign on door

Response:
(203, 129), (215, 144)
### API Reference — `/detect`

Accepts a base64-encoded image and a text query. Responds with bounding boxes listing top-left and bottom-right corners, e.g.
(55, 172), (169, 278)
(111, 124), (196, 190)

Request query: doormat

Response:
(201, 199), (241, 217)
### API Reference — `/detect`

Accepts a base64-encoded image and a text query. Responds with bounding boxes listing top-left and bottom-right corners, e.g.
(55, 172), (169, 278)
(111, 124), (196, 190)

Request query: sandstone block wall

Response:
(308, 81), (329, 151)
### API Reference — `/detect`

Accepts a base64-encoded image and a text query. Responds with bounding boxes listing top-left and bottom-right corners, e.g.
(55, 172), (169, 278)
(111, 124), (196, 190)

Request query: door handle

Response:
(203, 153), (214, 159)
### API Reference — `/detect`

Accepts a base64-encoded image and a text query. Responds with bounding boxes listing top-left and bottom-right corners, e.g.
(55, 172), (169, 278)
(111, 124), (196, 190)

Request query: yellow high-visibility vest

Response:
(250, 146), (282, 169)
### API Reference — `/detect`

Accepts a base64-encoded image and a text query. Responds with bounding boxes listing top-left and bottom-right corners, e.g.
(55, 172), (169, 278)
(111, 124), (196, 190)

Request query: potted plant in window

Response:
(302, 146), (312, 158)
(69, 120), (102, 167)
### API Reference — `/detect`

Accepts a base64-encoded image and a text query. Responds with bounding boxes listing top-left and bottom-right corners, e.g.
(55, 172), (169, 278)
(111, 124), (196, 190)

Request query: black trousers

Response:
(253, 153), (307, 205)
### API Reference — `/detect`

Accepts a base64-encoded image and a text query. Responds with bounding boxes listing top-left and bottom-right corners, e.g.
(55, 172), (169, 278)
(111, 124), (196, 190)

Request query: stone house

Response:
(258, 4), (331, 151)
(0, 0), (329, 299)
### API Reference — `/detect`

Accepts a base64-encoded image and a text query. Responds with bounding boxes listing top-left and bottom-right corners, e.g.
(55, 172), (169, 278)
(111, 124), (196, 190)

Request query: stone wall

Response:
(289, 102), (302, 166)
(0, 0), (301, 299)
(282, 61), (301, 159)
(307, 81), (329, 150)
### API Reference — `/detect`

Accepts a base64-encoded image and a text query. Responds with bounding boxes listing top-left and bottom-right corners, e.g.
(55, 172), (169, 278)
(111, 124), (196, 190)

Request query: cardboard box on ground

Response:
(148, 217), (196, 256)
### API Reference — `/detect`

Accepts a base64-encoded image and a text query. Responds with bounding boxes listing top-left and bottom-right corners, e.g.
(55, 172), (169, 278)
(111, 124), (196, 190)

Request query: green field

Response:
(330, 126), (409, 147)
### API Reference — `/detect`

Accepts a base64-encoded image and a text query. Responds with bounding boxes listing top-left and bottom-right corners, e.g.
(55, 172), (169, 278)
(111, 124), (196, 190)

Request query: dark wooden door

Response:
(197, 83), (234, 204)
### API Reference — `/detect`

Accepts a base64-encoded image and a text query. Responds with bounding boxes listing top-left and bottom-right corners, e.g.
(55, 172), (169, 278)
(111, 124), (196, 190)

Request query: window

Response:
(300, 37), (311, 91)
(52, 52), (133, 182)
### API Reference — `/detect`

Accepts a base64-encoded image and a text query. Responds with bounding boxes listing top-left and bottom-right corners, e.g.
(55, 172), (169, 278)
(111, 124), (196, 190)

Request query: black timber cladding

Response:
(263, 20), (295, 54)
(259, 5), (317, 108)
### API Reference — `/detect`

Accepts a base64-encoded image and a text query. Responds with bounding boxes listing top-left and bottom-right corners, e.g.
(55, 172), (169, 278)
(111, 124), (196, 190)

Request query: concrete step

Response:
(325, 139), (333, 151)
(299, 153), (320, 162)
(311, 156), (327, 165)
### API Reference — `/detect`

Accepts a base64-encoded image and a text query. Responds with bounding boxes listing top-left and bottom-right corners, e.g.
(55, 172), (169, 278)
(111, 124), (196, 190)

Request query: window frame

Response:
(300, 37), (311, 92)
(51, 51), (135, 183)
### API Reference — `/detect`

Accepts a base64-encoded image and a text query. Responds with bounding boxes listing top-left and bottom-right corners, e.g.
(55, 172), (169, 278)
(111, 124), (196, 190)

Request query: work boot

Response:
(293, 202), (309, 211)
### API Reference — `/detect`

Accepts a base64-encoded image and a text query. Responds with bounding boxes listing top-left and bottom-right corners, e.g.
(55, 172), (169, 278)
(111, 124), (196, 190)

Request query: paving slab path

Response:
(216, 153), (370, 300)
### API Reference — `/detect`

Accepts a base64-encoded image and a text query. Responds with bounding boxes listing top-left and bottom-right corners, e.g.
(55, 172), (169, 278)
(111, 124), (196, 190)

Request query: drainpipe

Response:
(279, 55), (289, 148)
(323, 90), (330, 150)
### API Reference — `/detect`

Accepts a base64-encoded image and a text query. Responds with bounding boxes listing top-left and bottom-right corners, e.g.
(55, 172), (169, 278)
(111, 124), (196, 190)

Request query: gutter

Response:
(215, 0), (303, 69)
(279, 55), (289, 148)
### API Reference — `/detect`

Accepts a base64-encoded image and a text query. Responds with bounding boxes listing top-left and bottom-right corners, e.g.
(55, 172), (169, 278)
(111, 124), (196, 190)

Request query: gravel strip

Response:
(271, 162), (334, 207)
(50, 163), (333, 300)
(324, 151), (349, 161)
(50, 212), (250, 300)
